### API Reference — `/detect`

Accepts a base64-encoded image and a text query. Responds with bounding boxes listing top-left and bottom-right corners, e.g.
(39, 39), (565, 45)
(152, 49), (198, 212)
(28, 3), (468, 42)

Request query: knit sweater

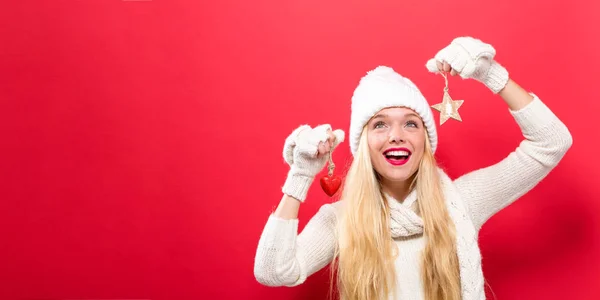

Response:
(254, 94), (573, 299)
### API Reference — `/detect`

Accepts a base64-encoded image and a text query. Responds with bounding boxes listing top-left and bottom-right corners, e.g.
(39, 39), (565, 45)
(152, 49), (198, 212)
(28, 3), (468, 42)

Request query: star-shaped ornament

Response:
(431, 89), (464, 125)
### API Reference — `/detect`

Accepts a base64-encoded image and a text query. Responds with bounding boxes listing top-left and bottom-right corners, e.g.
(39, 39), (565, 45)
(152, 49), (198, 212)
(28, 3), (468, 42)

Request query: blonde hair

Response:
(330, 126), (461, 300)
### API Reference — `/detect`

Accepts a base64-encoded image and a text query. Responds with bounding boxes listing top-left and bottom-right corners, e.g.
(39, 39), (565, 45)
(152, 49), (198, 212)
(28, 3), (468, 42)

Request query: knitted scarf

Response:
(385, 168), (486, 300)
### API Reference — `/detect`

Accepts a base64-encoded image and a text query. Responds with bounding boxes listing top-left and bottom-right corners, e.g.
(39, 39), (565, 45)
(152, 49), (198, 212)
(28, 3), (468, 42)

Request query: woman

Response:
(253, 36), (573, 300)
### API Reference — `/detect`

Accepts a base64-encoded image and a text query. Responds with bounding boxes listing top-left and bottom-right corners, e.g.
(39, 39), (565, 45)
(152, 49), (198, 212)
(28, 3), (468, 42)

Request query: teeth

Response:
(385, 150), (410, 156)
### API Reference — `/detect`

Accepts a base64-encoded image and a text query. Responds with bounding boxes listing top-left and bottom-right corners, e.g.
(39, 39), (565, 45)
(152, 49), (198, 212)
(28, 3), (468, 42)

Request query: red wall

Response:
(1, 0), (599, 299)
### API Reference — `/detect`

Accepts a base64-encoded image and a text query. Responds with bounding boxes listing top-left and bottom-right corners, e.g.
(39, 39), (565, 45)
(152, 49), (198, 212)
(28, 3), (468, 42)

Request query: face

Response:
(366, 107), (426, 185)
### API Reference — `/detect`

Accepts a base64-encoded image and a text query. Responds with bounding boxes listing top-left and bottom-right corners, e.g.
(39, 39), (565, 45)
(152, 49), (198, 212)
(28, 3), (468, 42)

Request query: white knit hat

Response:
(349, 66), (438, 155)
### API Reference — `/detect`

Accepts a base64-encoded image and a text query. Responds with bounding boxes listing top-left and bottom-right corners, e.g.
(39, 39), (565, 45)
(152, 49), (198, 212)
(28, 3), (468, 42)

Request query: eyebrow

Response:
(371, 112), (420, 120)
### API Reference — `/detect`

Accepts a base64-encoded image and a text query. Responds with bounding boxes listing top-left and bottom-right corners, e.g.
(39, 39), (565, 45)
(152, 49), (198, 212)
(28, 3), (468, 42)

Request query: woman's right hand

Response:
(281, 124), (345, 202)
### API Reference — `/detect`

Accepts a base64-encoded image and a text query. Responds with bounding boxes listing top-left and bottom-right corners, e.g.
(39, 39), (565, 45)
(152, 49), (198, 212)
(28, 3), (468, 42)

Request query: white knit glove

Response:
(426, 36), (509, 94)
(281, 124), (345, 202)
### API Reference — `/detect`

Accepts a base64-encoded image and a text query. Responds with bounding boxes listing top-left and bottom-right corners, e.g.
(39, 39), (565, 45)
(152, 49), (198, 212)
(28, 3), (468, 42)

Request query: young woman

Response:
(253, 36), (573, 300)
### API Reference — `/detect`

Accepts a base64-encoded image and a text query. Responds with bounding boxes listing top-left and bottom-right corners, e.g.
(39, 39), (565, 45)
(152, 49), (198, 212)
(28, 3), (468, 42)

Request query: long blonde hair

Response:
(331, 126), (461, 300)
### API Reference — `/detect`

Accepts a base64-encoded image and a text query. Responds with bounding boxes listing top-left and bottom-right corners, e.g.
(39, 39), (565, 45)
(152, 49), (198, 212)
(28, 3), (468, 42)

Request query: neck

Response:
(379, 175), (415, 203)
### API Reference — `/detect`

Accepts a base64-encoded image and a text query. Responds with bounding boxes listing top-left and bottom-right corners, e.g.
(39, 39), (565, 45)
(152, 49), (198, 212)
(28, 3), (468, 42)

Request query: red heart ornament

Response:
(320, 174), (342, 197)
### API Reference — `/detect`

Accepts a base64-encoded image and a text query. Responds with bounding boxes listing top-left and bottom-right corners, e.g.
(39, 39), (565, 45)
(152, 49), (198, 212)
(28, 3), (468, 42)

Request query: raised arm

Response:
(253, 124), (345, 286)
(254, 201), (339, 286)
(453, 80), (572, 229)
(426, 37), (573, 230)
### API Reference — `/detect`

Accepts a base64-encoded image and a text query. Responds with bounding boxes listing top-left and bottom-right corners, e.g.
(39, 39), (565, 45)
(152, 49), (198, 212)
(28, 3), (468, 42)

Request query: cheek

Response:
(367, 134), (386, 163)
(367, 137), (378, 157)
(407, 132), (426, 153)
(411, 138), (426, 157)
(368, 132), (387, 148)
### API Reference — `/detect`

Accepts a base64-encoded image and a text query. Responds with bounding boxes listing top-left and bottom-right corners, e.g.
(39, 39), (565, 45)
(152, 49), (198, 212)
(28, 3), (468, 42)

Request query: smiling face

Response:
(367, 106), (426, 186)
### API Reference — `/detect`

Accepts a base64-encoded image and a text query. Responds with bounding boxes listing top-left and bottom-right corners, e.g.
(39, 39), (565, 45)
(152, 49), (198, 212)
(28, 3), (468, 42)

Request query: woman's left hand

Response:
(425, 36), (509, 94)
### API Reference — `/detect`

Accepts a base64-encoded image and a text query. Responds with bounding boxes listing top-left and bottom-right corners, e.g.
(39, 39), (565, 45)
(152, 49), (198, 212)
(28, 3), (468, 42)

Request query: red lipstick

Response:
(383, 147), (411, 166)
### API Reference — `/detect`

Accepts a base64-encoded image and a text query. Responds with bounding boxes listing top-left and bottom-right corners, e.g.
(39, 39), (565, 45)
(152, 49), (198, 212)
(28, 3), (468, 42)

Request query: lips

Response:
(383, 147), (411, 166)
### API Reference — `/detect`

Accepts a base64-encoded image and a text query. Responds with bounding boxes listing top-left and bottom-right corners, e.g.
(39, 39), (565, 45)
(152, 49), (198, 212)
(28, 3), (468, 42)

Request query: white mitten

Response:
(426, 36), (509, 93)
(281, 124), (345, 202)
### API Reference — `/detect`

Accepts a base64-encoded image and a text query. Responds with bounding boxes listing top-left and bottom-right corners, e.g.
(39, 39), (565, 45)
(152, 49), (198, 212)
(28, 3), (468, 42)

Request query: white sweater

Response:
(254, 95), (573, 299)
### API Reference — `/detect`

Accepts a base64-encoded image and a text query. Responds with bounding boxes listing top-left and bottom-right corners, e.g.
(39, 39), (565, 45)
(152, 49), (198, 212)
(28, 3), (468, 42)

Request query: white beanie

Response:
(349, 66), (438, 155)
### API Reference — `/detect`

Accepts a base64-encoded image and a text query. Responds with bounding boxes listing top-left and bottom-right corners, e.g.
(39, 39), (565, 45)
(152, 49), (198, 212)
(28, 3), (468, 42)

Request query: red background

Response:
(1, 0), (599, 299)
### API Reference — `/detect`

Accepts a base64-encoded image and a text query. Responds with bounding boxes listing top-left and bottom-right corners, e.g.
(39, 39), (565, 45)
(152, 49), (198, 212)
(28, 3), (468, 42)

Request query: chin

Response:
(380, 170), (415, 182)
(372, 156), (420, 184)
(375, 162), (417, 182)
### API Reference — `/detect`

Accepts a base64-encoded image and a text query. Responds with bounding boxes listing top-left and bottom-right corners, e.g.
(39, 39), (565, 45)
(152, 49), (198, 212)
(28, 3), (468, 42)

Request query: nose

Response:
(388, 126), (405, 143)
(388, 125), (405, 144)
(388, 134), (405, 144)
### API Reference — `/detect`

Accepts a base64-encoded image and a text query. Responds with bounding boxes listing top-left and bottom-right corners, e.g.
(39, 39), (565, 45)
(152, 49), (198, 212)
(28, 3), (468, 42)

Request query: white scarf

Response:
(385, 168), (486, 300)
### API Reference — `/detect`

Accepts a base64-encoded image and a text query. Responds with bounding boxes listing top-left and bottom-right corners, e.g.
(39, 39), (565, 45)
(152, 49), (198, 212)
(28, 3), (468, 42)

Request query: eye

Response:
(374, 121), (386, 129)
(406, 120), (419, 128)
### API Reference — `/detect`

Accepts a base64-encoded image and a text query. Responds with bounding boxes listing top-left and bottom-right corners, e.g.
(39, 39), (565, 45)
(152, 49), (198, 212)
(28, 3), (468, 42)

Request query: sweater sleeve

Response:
(453, 93), (573, 230)
(253, 203), (338, 287)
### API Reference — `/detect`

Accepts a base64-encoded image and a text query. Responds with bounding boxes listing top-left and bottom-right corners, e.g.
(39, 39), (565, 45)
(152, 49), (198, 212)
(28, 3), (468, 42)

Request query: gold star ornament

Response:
(431, 72), (464, 125)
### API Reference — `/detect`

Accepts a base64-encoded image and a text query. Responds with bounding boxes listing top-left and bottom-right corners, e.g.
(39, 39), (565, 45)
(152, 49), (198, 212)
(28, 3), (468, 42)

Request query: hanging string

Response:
(327, 148), (335, 176)
(440, 71), (449, 92)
